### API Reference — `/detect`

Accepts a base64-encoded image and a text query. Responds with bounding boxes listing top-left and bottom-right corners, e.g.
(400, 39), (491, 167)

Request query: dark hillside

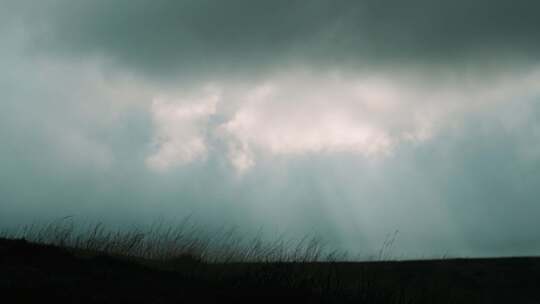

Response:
(2, 238), (540, 303)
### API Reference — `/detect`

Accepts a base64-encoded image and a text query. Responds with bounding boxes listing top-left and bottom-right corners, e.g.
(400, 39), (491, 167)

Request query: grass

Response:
(2, 217), (540, 303)
(2, 216), (341, 263)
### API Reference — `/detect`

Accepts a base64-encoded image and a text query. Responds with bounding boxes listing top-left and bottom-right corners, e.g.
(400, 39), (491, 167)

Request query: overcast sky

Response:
(1, 0), (540, 258)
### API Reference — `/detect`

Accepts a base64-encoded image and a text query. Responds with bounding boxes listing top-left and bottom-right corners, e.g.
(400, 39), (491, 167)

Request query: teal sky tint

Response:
(1, 0), (540, 258)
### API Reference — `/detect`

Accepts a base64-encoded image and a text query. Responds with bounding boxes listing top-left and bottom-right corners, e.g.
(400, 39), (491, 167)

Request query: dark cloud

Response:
(13, 0), (540, 77)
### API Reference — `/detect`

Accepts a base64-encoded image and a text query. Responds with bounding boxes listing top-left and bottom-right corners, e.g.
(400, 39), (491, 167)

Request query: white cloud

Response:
(146, 89), (220, 171)
(217, 73), (453, 172)
(145, 68), (540, 173)
(219, 69), (540, 172)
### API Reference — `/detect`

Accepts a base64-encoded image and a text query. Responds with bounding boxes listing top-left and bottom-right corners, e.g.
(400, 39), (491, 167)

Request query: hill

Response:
(2, 237), (539, 303)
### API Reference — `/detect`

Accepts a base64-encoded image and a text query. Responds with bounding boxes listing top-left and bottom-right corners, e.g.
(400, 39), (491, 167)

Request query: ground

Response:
(2, 238), (539, 303)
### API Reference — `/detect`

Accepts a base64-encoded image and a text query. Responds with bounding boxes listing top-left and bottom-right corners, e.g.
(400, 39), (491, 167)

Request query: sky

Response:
(1, 0), (540, 258)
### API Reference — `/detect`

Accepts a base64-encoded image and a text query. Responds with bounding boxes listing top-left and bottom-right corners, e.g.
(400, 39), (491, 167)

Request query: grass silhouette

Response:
(2, 218), (540, 303)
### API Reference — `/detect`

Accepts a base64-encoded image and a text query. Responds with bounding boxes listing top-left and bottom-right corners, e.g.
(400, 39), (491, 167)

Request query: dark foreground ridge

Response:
(2, 237), (539, 303)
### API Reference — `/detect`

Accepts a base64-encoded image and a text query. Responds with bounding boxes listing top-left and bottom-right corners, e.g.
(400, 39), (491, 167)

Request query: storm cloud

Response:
(1, 0), (540, 257)
(6, 0), (540, 76)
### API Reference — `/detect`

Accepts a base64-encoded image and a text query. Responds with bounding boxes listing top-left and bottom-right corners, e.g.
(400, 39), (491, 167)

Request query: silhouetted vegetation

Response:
(2, 219), (539, 303)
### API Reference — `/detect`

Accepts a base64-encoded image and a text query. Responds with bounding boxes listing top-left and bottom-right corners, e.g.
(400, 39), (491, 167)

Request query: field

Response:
(1, 222), (539, 303)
